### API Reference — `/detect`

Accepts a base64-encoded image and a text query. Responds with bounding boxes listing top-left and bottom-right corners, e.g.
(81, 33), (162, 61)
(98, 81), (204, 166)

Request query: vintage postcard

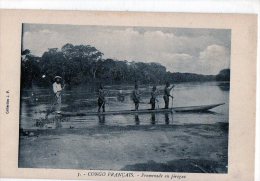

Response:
(0, 10), (257, 181)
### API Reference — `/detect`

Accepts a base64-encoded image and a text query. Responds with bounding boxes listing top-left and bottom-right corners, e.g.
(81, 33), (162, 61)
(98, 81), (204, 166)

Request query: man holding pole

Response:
(163, 82), (174, 109)
(150, 85), (159, 110)
(53, 76), (63, 113)
(132, 84), (141, 111)
(98, 84), (106, 112)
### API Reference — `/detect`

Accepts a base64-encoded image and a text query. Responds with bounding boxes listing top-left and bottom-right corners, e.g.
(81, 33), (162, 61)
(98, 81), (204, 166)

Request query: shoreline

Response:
(19, 122), (228, 173)
(20, 81), (230, 91)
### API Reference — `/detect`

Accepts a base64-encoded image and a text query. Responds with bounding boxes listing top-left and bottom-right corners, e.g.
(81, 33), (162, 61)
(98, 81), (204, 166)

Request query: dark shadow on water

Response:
(121, 159), (227, 173)
(98, 115), (106, 125)
(22, 122), (228, 137)
(34, 114), (66, 129)
(134, 113), (173, 125)
(175, 110), (221, 115)
(135, 114), (140, 125)
(217, 82), (230, 91)
(151, 113), (156, 125)
(164, 113), (170, 125)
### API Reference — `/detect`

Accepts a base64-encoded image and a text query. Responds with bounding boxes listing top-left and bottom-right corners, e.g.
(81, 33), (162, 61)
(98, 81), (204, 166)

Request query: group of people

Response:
(96, 82), (175, 112)
(52, 76), (175, 113)
(131, 82), (174, 111)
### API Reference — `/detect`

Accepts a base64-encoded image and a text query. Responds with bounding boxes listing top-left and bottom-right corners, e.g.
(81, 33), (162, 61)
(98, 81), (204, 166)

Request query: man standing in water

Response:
(53, 76), (63, 113)
(98, 84), (106, 112)
(163, 82), (174, 109)
(132, 84), (141, 111)
(150, 85), (159, 110)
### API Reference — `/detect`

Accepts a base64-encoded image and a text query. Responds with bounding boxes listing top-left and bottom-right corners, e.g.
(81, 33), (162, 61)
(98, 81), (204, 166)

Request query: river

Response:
(19, 81), (229, 130)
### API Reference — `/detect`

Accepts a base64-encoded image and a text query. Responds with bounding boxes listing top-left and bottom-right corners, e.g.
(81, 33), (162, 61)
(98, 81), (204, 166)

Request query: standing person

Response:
(132, 84), (141, 111)
(98, 84), (106, 112)
(150, 85), (159, 110)
(163, 82), (174, 109)
(53, 76), (63, 113)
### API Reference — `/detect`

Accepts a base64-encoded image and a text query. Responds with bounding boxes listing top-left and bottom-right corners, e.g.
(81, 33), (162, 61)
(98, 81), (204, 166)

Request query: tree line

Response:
(21, 43), (230, 88)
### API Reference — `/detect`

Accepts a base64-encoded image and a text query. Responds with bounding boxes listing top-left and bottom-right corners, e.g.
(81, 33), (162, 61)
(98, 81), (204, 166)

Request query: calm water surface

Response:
(20, 82), (229, 129)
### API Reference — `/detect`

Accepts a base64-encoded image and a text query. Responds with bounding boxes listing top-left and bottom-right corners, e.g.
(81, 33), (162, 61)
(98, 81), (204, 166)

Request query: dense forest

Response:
(21, 43), (230, 88)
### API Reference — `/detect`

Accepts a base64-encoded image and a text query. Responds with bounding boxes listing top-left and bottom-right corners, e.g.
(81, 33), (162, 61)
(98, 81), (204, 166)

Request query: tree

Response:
(21, 49), (41, 87)
(216, 69), (230, 81)
(20, 43), (219, 87)
(61, 44), (104, 80)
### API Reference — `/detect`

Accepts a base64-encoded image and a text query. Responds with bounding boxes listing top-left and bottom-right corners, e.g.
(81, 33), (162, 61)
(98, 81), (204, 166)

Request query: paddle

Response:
(170, 84), (175, 124)
(171, 97), (175, 112)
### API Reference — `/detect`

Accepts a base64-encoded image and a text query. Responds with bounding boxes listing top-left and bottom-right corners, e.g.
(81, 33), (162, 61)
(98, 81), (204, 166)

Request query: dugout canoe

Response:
(60, 103), (225, 116)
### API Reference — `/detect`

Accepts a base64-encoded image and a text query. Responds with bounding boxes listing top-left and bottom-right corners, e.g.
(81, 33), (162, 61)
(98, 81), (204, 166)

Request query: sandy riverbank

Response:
(19, 122), (228, 173)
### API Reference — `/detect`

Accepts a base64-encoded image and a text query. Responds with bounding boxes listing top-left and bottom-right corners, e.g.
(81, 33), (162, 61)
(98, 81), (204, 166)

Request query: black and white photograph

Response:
(18, 24), (230, 173)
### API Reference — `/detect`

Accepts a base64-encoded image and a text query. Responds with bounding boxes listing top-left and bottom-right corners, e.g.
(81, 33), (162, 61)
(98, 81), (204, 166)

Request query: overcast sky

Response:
(23, 24), (231, 75)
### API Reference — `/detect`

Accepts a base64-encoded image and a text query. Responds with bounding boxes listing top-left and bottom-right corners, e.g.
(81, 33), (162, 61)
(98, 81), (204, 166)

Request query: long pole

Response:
(171, 85), (175, 112)
(171, 85), (175, 124)
(45, 94), (57, 118)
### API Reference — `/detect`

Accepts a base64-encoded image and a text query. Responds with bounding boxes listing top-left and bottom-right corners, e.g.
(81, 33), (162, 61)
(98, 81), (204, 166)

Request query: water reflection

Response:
(151, 113), (156, 125)
(35, 114), (65, 129)
(135, 114), (140, 125)
(55, 115), (62, 129)
(33, 110), (222, 129)
(133, 113), (174, 125)
(98, 115), (106, 125)
(21, 82), (229, 129)
(164, 113), (170, 125)
(217, 82), (230, 91)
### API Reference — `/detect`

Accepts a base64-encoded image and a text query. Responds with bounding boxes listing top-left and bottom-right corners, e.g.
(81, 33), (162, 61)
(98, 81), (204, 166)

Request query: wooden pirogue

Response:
(60, 103), (225, 117)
